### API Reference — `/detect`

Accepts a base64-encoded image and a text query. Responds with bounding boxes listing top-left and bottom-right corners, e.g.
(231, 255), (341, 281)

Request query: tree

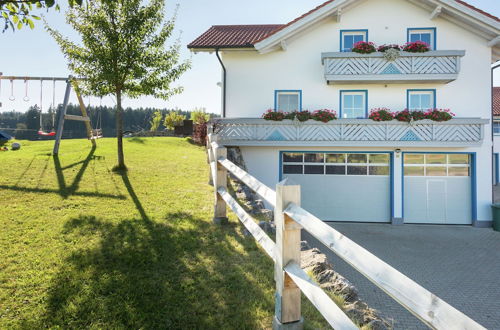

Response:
(190, 107), (210, 125)
(163, 111), (185, 130)
(0, 0), (82, 32)
(149, 110), (163, 132)
(47, 0), (190, 170)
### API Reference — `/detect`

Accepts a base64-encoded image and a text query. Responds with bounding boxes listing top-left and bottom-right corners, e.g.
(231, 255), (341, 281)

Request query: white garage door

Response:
(404, 153), (471, 224)
(282, 152), (391, 222)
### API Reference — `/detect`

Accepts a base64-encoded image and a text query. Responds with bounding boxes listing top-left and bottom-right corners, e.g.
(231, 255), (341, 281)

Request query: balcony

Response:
(321, 50), (465, 84)
(212, 118), (487, 147)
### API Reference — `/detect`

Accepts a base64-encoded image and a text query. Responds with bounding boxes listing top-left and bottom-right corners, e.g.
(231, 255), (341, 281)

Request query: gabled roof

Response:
(494, 87), (500, 116)
(188, 0), (500, 55)
(187, 25), (284, 49)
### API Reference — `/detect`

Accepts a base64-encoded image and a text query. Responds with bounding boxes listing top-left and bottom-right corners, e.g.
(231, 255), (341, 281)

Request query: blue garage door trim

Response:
(401, 152), (477, 223)
(494, 153), (499, 185)
(279, 150), (395, 219)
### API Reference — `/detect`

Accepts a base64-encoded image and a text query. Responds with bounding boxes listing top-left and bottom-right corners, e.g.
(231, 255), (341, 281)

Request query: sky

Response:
(0, 0), (499, 115)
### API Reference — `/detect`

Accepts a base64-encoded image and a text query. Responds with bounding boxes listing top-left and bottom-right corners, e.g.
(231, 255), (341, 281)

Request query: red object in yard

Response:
(38, 130), (56, 137)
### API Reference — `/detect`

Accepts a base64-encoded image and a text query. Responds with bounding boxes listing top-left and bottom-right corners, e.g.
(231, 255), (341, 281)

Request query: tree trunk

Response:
(115, 90), (126, 170)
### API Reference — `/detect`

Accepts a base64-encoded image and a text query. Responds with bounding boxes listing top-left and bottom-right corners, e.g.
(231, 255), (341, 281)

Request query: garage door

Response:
(403, 153), (471, 224)
(281, 152), (391, 222)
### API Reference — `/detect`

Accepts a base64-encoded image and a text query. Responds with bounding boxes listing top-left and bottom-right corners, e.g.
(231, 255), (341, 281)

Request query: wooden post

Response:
(207, 133), (214, 186)
(212, 136), (228, 225)
(52, 77), (72, 155)
(72, 80), (96, 146)
(274, 179), (303, 329)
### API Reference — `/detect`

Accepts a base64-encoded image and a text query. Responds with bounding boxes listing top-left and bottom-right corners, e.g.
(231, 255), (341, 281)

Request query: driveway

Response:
(302, 223), (500, 329)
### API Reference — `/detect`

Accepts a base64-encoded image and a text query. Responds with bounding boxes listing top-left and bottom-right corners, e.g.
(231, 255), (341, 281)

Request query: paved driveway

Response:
(303, 223), (500, 329)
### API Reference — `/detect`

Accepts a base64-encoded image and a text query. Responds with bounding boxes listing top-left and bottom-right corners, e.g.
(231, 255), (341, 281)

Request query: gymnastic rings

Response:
(23, 79), (30, 102)
(9, 79), (15, 101)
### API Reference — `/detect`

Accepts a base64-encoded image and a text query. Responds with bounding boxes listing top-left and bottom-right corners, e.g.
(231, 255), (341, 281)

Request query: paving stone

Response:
(303, 223), (500, 329)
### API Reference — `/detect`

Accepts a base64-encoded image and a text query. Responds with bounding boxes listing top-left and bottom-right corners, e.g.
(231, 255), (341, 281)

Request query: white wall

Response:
(224, 0), (494, 222)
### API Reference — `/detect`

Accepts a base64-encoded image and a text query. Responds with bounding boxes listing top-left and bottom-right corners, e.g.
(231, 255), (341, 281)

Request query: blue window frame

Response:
(407, 28), (436, 50)
(340, 90), (368, 119)
(407, 89), (436, 110)
(340, 29), (368, 52)
(494, 122), (500, 135)
(274, 90), (302, 112)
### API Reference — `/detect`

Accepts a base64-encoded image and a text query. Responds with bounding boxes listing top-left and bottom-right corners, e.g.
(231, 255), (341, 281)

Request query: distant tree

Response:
(47, 0), (190, 170)
(0, 0), (82, 32)
(149, 110), (163, 132)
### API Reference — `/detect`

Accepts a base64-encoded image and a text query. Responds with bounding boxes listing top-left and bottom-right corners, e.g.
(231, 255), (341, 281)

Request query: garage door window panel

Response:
(404, 153), (470, 177)
(326, 165), (346, 175)
(283, 153), (303, 162)
(284, 165), (303, 174)
(305, 153), (324, 163)
(305, 165), (325, 174)
(347, 154), (367, 163)
(326, 154), (345, 163)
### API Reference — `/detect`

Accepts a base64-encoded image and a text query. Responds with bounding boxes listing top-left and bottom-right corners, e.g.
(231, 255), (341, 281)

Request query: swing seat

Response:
(38, 130), (56, 137)
(89, 129), (103, 140)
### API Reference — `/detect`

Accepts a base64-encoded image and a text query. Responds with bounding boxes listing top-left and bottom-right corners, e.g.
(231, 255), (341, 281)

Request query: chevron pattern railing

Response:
(212, 118), (487, 147)
(321, 50), (465, 83)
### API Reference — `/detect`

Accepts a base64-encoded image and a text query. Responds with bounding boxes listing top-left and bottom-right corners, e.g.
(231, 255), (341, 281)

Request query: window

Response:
(340, 91), (367, 118)
(282, 152), (389, 176)
(408, 28), (436, 50)
(494, 122), (500, 135)
(404, 153), (470, 177)
(340, 30), (368, 52)
(275, 90), (301, 112)
(407, 90), (435, 110)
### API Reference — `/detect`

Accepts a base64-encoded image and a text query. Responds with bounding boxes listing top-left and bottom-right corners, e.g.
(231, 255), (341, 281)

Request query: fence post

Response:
(212, 136), (228, 225)
(207, 133), (214, 186)
(274, 179), (303, 329)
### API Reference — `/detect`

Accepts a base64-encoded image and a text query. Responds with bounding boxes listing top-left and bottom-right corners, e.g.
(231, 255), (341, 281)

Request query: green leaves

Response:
(1, 0), (82, 32)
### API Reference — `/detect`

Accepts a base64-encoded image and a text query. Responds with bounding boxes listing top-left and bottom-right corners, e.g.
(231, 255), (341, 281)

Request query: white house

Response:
(189, 0), (500, 227)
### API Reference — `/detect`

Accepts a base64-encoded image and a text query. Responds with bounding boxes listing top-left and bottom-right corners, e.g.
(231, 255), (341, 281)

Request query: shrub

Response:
(193, 123), (208, 145)
(149, 110), (163, 132)
(262, 109), (285, 121)
(394, 109), (437, 122)
(190, 108), (210, 125)
(425, 109), (455, 122)
(311, 109), (337, 122)
(403, 41), (430, 53)
(164, 111), (186, 130)
(377, 44), (401, 52)
(369, 108), (394, 121)
(351, 41), (376, 54)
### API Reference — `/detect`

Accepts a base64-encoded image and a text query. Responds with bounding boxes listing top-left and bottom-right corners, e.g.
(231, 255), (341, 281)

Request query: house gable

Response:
(253, 0), (499, 58)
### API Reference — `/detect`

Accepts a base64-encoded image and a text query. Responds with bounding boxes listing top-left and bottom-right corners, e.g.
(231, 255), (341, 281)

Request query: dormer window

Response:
(407, 28), (436, 50)
(340, 30), (368, 52)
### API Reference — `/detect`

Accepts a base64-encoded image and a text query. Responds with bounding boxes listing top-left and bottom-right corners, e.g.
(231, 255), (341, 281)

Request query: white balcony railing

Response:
(321, 50), (465, 84)
(212, 118), (487, 147)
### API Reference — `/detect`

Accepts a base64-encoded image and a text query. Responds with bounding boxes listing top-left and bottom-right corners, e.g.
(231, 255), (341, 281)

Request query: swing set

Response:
(0, 74), (103, 155)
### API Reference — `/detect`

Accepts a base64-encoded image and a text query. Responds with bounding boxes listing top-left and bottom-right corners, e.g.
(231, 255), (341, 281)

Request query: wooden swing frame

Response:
(0, 74), (100, 155)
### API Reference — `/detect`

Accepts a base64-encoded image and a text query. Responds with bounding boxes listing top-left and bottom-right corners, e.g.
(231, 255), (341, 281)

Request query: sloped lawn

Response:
(0, 137), (331, 329)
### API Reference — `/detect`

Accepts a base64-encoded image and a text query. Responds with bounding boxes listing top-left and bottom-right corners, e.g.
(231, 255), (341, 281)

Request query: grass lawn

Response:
(0, 137), (329, 329)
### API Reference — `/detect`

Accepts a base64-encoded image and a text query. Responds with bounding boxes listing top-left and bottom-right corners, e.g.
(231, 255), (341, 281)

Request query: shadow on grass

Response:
(24, 212), (274, 328)
(0, 145), (125, 200)
(127, 137), (147, 144)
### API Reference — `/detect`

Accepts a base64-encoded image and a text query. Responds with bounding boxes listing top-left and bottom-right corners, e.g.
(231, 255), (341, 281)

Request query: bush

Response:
(369, 108), (394, 121)
(190, 108), (210, 125)
(262, 109), (285, 121)
(311, 109), (337, 122)
(411, 110), (427, 121)
(193, 123), (208, 145)
(352, 41), (376, 54)
(164, 111), (186, 130)
(149, 110), (163, 132)
(425, 109), (455, 122)
(403, 41), (430, 53)
(377, 44), (401, 52)
(394, 110), (412, 122)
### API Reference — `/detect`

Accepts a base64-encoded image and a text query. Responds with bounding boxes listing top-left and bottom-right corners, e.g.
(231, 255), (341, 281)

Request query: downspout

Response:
(215, 48), (227, 118)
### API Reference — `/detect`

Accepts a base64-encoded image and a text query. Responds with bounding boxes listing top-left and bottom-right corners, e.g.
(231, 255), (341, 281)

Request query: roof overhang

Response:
(253, 0), (500, 61)
(188, 47), (256, 53)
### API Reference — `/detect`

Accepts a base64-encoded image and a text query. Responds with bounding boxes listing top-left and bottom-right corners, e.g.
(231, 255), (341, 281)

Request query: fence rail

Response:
(207, 133), (486, 330)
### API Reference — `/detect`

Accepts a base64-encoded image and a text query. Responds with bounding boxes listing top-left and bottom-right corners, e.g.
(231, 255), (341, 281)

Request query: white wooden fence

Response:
(207, 133), (486, 330)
